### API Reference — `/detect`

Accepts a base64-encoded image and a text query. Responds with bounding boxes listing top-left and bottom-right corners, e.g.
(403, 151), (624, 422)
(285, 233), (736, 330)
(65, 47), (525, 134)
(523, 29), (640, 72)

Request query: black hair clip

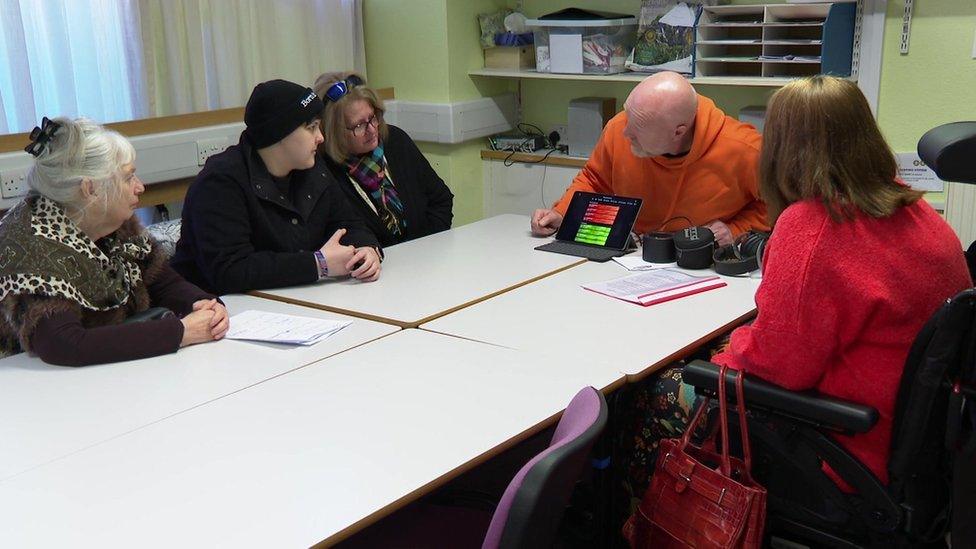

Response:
(25, 117), (61, 157)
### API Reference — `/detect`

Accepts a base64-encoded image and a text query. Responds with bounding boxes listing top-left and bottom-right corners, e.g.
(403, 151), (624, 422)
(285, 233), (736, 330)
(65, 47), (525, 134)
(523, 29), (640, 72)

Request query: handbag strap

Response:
(679, 394), (711, 449)
(717, 364), (733, 476)
(677, 365), (756, 481)
(734, 368), (754, 477)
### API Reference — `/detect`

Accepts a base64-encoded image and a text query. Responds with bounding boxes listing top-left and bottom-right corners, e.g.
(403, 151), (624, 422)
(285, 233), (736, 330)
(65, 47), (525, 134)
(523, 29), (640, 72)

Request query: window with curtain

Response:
(0, 0), (364, 134)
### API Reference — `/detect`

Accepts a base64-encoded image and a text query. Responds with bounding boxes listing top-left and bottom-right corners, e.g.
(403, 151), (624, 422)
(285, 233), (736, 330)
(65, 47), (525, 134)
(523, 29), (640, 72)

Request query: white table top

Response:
(254, 214), (584, 327)
(422, 259), (761, 380)
(0, 329), (623, 548)
(0, 294), (397, 482)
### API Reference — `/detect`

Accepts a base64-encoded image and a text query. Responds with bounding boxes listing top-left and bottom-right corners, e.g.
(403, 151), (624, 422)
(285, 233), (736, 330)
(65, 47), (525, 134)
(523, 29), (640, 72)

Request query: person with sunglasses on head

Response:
(0, 117), (227, 366)
(172, 79), (382, 295)
(313, 72), (453, 247)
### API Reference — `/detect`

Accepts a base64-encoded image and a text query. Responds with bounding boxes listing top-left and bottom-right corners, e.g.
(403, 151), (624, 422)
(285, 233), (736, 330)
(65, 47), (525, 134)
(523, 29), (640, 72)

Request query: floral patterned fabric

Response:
(614, 331), (734, 520)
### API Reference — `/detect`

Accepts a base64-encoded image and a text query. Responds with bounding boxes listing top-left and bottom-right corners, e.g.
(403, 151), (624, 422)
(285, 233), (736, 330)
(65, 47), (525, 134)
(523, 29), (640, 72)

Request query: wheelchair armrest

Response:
(683, 360), (879, 434)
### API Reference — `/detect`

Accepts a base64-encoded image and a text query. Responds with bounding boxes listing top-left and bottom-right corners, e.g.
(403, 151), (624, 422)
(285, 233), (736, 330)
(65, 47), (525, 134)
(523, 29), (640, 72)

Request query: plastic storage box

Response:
(527, 10), (637, 75)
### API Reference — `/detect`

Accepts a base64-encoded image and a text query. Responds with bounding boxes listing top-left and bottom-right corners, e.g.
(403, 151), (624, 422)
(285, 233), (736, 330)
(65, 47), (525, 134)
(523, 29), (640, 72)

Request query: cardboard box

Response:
(484, 47), (535, 70)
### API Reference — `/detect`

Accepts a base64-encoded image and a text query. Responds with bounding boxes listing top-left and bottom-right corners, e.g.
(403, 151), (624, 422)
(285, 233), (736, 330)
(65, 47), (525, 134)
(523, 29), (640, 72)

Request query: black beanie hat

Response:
(244, 79), (325, 149)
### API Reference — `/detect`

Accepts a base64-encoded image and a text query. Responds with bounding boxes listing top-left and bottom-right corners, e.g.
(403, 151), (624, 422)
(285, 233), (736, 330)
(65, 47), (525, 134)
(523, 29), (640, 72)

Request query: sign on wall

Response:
(897, 152), (944, 192)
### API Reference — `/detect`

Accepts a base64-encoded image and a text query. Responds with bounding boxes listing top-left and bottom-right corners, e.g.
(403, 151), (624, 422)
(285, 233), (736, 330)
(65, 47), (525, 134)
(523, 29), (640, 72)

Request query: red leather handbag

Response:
(623, 365), (767, 548)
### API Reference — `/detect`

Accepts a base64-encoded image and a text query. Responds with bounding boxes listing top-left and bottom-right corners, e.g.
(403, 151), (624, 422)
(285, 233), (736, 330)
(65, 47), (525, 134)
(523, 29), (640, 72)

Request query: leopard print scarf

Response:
(0, 195), (151, 311)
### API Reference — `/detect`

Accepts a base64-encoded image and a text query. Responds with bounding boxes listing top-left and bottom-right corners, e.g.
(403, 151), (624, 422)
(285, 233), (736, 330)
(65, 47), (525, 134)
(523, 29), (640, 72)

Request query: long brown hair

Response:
(312, 71), (389, 164)
(759, 75), (922, 225)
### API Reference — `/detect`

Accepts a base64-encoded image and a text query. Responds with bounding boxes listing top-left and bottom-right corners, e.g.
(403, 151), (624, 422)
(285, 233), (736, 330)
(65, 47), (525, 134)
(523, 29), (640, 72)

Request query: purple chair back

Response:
(482, 386), (608, 549)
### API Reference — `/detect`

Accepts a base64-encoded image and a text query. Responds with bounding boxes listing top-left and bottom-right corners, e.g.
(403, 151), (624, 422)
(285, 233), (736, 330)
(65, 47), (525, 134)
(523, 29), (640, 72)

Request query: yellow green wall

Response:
(364, 0), (511, 226)
(876, 1), (976, 151)
(366, 0), (976, 222)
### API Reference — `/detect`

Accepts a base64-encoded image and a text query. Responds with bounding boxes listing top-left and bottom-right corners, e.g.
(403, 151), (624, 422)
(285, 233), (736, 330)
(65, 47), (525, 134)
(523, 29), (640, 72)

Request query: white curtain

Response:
(0, 0), (148, 133)
(136, 0), (365, 116)
(0, 0), (364, 133)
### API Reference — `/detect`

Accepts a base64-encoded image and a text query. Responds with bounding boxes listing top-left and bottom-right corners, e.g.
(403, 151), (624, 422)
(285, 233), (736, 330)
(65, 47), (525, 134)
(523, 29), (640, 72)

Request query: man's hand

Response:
(704, 220), (734, 247)
(531, 208), (563, 236)
(320, 228), (356, 277)
(348, 247), (381, 282)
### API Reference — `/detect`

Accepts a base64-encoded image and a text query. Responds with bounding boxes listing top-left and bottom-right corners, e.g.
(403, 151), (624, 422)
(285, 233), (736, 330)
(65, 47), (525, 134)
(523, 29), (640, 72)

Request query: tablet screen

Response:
(554, 191), (643, 250)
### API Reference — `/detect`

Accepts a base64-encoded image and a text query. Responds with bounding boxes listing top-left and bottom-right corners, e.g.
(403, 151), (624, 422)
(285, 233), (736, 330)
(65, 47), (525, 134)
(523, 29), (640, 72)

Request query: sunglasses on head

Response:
(324, 75), (365, 103)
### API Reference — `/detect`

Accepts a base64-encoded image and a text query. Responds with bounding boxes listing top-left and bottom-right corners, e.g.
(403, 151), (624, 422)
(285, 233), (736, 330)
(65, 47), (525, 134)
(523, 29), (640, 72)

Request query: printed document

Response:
(225, 310), (351, 345)
(582, 268), (726, 306)
(612, 256), (675, 271)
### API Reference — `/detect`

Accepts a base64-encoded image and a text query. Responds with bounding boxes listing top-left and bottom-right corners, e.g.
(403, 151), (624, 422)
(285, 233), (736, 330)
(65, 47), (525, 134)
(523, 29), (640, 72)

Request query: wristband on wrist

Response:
(313, 250), (329, 279)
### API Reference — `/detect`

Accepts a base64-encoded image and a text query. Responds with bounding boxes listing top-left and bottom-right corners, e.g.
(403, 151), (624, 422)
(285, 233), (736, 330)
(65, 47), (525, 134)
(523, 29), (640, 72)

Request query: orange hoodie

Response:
(553, 95), (768, 236)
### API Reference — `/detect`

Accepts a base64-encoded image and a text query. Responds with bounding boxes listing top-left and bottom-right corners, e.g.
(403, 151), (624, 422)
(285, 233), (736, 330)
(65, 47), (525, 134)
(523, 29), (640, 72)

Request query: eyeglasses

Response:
(324, 75), (365, 103)
(347, 114), (379, 137)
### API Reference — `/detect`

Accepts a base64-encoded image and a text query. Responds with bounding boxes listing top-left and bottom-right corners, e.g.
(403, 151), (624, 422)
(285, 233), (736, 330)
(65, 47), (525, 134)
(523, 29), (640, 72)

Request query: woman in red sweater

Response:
(711, 75), (971, 486)
(620, 76), (971, 515)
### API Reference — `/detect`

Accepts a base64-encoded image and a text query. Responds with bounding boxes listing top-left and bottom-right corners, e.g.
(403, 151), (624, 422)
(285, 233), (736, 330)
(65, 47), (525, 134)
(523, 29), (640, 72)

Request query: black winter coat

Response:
(171, 135), (380, 295)
(323, 125), (453, 247)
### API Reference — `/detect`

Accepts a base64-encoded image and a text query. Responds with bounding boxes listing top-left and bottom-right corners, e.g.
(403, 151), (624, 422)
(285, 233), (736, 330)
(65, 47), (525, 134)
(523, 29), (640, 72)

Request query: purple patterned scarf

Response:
(346, 143), (406, 236)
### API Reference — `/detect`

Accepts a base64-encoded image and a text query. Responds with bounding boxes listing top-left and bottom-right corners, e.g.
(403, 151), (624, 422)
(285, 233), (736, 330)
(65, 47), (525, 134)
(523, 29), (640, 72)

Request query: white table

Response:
(0, 330), (624, 548)
(254, 214), (584, 327)
(422, 259), (761, 381)
(0, 294), (397, 482)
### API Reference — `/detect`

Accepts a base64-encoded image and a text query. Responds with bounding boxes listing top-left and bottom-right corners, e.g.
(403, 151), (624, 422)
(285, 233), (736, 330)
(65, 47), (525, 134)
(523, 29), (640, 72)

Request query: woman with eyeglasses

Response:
(0, 117), (227, 366)
(312, 72), (453, 246)
(172, 79), (382, 294)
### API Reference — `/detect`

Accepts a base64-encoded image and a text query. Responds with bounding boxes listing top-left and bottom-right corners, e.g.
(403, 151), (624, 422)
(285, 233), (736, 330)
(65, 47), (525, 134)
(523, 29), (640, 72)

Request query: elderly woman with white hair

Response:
(0, 117), (227, 366)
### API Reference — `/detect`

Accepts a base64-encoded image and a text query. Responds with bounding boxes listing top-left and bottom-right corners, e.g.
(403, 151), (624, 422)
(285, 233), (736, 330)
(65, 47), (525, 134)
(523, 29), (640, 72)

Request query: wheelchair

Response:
(682, 123), (976, 548)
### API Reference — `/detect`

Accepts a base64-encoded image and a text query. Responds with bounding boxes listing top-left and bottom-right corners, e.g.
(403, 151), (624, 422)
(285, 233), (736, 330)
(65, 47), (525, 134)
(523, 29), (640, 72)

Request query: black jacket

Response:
(323, 125), (453, 247)
(171, 135), (380, 295)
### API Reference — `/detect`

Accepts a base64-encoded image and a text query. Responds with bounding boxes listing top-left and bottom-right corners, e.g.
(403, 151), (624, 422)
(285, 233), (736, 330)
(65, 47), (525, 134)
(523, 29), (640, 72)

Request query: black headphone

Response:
(673, 226), (715, 269)
(642, 231), (676, 263)
(713, 231), (770, 276)
(642, 216), (693, 264)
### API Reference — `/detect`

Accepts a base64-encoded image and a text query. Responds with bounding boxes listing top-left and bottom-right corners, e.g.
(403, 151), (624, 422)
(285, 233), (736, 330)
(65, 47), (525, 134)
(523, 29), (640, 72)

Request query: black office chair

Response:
(678, 123), (976, 548)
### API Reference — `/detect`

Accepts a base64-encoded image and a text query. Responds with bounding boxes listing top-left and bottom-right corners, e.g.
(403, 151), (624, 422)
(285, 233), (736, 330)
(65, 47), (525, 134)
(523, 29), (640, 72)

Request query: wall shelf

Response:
(696, 3), (855, 79)
(480, 149), (587, 168)
(469, 68), (794, 88)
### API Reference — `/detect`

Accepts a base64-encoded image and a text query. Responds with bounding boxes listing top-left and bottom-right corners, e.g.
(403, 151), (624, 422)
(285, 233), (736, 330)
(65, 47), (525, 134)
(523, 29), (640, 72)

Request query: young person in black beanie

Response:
(172, 79), (382, 294)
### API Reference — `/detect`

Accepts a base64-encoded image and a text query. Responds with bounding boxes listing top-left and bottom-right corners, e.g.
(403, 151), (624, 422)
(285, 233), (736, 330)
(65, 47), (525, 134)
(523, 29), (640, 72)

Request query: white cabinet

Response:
(483, 158), (580, 217)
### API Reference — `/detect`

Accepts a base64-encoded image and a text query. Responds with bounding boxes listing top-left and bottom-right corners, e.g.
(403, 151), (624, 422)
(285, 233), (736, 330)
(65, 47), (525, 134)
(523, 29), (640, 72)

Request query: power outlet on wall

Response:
(196, 137), (229, 166)
(549, 125), (568, 147)
(0, 167), (29, 199)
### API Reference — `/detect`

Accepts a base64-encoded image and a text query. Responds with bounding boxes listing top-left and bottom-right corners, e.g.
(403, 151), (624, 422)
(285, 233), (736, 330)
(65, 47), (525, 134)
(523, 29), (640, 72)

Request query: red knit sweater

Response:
(713, 196), (971, 486)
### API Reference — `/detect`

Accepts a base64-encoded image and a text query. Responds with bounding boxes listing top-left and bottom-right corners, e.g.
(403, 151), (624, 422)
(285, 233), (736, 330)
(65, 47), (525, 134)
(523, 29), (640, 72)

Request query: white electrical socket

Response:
(196, 137), (229, 166)
(0, 167), (30, 199)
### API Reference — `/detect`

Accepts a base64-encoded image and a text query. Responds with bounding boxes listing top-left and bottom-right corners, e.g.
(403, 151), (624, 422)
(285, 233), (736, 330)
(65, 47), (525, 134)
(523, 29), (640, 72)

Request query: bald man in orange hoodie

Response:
(531, 72), (768, 247)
